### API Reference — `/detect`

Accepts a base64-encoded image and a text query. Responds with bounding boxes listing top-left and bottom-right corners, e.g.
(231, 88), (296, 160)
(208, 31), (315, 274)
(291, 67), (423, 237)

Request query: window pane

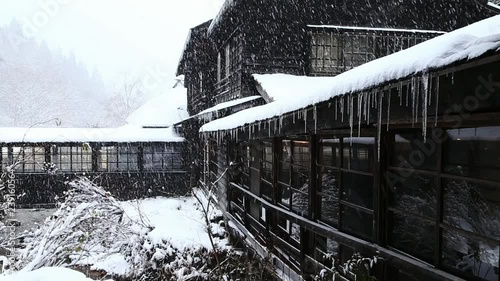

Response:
(342, 172), (374, 209)
(341, 205), (373, 241)
(343, 137), (374, 172)
(389, 212), (435, 264)
(444, 127), (500, 181)
(1, 147), (9, 170)
(442, 230), (499, 281)
(319, 138), (340, 167)
(278, 183), (291, 207)
(443, 179), (500, 239)
(390, 173), (437, 219)
(54, 146), (71, 172)
(262, 142), (273, 182)
(292, 141), (309, 167)
(319, 168), (339, 227)
(392, 132), (438, 171)
(279, 140), (291, 184)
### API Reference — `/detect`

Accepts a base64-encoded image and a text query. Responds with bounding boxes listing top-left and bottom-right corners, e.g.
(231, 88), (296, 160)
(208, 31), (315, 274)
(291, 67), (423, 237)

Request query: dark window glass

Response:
(443, 179), (500, 238)
(342, 172), (374, 209)
(144, 144), (183, 171)
(392, 132), (438, 171)
(319, 139), (340, 167)
(442, 230), (499, 281)
(318, 168), (339, 227)
(390, 173), (437, 219)
(292, 141), (310, 168)
(341, 206), (373, 241)
(389, 212), (435, 264)
(279, 158), (291, 185)
(291, 166), (309, 193)
(261, 141), (273, 186)
(444, 127), (500, 182)
(343, 137), (375, 172)
(261, 181), (273, 199)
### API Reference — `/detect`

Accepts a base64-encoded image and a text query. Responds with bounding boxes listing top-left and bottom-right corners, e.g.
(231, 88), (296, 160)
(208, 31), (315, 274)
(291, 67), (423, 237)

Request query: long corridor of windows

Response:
(0, 142), (184, 174)
(221, 126), (500, 281)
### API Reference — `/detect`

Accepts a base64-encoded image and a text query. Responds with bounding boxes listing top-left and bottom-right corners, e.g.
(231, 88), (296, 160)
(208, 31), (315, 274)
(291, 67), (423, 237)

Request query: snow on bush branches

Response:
(16, 178), (134, 272)
(13, 177), (231, 280)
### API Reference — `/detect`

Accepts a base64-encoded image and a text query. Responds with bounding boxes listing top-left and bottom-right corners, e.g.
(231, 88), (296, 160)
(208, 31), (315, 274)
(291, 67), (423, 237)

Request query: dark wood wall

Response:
(181, 21), (217, 116)
(207, 0), (495, 100)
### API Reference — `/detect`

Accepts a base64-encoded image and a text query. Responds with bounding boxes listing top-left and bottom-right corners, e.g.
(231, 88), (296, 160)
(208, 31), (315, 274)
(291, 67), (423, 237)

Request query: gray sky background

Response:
(0, 0), (224, 92)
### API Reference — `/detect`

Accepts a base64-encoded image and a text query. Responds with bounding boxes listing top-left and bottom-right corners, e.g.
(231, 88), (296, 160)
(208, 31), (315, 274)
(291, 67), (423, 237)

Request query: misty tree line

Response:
(0, 20), (146, 128)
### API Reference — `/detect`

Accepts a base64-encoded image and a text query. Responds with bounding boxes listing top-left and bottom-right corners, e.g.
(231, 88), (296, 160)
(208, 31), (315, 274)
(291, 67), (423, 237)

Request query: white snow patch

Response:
(91, 253), (129, 276)
(197, 96), (262, 115)
(488, 1), (500, 10)
(201, 15), (500, 132)
(0, 126), (184, 143)
(126, 86), (189, 127)
(121, 197), (227, 251)
(0, 267), (102, 281)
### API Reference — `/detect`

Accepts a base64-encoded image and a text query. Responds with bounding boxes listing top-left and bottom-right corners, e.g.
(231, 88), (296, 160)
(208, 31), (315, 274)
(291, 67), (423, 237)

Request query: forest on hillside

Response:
(0, 20), (147, 128)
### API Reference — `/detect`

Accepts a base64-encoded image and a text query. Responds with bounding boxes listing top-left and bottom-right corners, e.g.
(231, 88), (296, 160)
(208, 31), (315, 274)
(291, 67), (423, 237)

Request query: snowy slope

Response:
(201, 15), (500, 132)
(126, 86), (189, 127)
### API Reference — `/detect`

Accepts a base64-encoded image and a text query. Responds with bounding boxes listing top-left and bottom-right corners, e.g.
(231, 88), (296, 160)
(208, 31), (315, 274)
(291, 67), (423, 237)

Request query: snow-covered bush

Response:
(16, 177), (133, 272)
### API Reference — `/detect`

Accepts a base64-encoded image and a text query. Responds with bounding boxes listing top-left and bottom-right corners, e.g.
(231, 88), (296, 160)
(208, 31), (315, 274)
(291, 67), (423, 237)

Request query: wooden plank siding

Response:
(201, 52), (500, 281)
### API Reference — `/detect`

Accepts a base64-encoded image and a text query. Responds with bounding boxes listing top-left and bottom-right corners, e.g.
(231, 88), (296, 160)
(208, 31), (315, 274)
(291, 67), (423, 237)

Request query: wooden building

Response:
(177, 1), (499, 281)
(0, 127), (188, 208)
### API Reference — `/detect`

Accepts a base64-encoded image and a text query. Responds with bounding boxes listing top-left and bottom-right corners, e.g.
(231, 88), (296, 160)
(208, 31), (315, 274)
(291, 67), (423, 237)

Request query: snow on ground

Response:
(89, 195), (228, 276)
(201, 15), (500, 132)
(1, 190), (226, 280)
(0, 267), (103, 281)
(121, 196), (226, 251)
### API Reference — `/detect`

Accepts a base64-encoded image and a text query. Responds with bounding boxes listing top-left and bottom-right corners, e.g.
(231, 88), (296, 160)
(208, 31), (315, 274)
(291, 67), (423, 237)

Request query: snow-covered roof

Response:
(201, 15), (500, 133)
(253, 75), (334, 102)
(488, 1), (500, 11)
(0, 126), (184, 143)
(126, 86), (188, 127)
(197, 96), (262, 116)
(307, 25), (446, 34)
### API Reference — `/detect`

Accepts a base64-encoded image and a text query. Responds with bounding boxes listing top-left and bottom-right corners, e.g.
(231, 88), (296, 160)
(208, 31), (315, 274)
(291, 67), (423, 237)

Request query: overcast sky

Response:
(0, 0), (224, 92)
